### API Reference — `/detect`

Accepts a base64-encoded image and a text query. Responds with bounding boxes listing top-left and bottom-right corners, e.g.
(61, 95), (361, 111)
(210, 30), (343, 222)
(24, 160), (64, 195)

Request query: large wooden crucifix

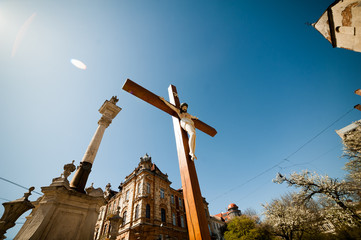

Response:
(122, 79), (216, 240)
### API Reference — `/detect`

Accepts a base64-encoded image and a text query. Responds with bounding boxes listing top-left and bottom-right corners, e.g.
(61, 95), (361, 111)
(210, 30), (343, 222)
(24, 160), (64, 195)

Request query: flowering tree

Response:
(263, 192), (322, 240)
(274, 171), (361, 226)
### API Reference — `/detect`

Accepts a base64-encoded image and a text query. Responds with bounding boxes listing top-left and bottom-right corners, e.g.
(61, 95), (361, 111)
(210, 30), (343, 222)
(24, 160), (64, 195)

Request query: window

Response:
(135, 205), (139, 219)
(146, 183), (151, 194)
(98, 208), (103, 220)
(179, 198), (182, 207)
(123, 211), (127, 224)
(180, 216), (185, 228)
(114, 201), (119, 213)
(125, 190), (129, 200)
(146, 204), (151, 219)
(160, 188), (165, 199)
(104, 224), (108, 234)
(171, 195), (174, 204)
(161, 208), (166, 222)
(138, 183), (142, 195)
(172, 213), (176, 225)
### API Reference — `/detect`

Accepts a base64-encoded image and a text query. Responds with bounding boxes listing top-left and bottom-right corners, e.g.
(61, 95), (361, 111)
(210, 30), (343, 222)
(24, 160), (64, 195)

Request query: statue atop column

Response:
(70, 96), (122, 193)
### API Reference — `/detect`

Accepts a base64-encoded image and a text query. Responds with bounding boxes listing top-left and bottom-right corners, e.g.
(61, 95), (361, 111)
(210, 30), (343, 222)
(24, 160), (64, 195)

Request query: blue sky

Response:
(1, 0), (360, 238)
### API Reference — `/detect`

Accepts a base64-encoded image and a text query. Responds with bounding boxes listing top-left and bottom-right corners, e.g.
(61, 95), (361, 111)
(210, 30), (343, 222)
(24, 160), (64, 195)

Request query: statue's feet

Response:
(190, 153), (197, 161)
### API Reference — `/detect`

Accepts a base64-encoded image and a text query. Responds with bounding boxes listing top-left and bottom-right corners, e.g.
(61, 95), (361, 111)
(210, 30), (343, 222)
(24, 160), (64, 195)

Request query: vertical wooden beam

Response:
(168, 85), (211, 240)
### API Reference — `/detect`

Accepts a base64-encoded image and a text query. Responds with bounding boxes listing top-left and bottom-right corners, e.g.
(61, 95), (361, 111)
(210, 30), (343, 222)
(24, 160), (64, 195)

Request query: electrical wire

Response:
(0, 177), (42, 195)
(0, 197), (11, 202)
(234, 144), (340, 204)
(280, 144), (340, 172)
(209, 108), (354, 203)
(210, 159), (287, 202)
(283, 108), (354, 161)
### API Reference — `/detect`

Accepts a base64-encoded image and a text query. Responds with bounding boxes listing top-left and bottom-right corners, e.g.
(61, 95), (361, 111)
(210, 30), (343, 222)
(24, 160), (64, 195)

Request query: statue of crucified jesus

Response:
(160, 96), (198, 160)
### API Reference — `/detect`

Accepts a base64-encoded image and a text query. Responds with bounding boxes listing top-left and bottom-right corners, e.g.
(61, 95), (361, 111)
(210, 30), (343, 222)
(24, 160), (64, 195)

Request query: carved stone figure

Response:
(110, 96), (119, 104)
(104, 183), (112, 201)
(62, 160), (76, 180)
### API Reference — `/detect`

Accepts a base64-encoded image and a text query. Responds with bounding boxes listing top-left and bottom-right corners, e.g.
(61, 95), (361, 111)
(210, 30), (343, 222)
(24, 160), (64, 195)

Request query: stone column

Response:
(70, 96), (121, 193)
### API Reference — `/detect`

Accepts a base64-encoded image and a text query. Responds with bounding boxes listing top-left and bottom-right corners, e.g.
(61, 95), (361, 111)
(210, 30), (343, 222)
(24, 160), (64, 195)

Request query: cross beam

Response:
(122, 79), (217, 137)
(122, 79), (214, 240)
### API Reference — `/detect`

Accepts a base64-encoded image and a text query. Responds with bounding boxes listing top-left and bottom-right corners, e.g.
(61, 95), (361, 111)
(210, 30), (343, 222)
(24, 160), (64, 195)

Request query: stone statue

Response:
(160, 97), (198, 160)
(51, 160), (76, 188)
(85, 183), (104, 197)
(62, 160), (76, 180)
(110, 96), (119, 104)
(104, 183), (112, 201)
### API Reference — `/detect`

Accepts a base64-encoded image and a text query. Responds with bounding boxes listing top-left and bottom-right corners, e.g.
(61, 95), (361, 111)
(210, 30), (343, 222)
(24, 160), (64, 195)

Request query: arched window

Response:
(123, 211), (127, 224)
(146, 204), (151, 219)
(161, 208), (166, 222)
(135, 205), (139, 219)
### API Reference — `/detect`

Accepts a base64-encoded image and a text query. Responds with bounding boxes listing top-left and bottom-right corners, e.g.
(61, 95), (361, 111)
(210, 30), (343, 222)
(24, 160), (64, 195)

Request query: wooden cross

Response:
(122, 79), (216, 240)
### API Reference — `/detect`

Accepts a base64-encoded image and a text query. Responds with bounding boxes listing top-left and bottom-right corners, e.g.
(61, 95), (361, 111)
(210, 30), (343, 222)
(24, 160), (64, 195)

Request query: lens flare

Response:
(12, 13), (37, 58)
(70, 59), (87, 70)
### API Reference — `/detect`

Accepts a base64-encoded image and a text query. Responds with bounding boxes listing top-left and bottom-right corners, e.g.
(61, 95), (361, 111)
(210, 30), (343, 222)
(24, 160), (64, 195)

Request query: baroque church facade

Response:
(94, 154), (222, 240)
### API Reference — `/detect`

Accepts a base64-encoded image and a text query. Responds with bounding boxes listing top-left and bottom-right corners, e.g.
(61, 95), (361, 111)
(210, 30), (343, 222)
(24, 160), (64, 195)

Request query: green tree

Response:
(224, 215), (273, 240)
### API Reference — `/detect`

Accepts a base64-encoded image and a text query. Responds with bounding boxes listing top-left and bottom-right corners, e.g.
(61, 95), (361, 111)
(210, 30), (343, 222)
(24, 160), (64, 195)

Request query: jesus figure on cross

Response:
(160, 96), (198, 160)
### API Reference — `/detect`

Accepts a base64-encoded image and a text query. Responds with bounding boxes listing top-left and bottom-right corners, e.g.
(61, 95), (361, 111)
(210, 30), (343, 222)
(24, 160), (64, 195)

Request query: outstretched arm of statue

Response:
(159, 96), (180, 114)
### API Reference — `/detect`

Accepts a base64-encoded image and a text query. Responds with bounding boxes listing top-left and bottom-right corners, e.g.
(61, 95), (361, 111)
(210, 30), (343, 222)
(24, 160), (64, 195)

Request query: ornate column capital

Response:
(97, 96), (122, 128)
(98, 116), (112, 127)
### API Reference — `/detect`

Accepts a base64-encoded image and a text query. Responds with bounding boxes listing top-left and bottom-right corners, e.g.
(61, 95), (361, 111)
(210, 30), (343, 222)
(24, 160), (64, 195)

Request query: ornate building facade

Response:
(94, 154), (220, 240)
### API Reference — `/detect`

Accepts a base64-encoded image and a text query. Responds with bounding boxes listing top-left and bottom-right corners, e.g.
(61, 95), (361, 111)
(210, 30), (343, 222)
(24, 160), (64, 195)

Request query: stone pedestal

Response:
(14, 184), (105, 240)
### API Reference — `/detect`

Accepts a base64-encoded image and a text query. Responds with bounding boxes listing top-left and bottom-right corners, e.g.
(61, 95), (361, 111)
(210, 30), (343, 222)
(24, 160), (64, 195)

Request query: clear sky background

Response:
(0, 0), (360, 238)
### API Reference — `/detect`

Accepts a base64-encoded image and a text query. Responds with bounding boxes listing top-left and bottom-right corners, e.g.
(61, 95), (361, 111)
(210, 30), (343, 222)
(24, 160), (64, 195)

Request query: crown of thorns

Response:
(180, 103), (188, 108)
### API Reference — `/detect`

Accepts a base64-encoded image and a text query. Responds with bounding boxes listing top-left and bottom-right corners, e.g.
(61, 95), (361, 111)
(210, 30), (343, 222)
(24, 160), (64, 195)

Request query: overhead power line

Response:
(283, 108), (354, 161)
(210, 159), (287, 202)
(0, 197), (11, 202)
(0, 177), (42, 195)
(209, 108), (355, 203)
